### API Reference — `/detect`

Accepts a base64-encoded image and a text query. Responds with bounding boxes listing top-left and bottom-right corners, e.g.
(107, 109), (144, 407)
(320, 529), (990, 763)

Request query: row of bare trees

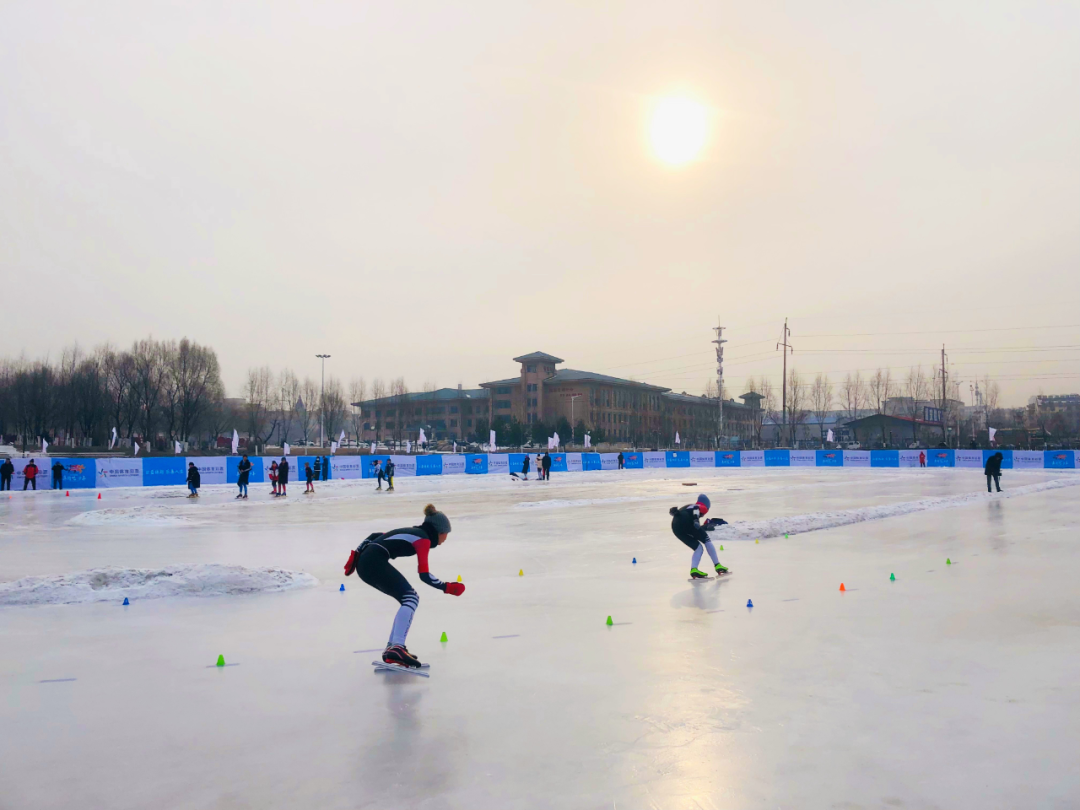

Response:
(0, 339), (224, 449)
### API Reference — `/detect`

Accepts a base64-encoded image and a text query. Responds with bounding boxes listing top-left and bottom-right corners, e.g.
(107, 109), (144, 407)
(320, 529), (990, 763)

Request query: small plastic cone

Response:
(518, 569), (523, 576)
(440, 632), (448, 642)
(946, 558), (952, 565)
(746, 599), (754, 608)
(632, 557), (637, 564)
(719, 545), (723, 551)
(605, 616), (613, 626)
(122, 597), (129, 605)
(839, 583), (846, 591)
(216, 654), (225, 667)
(457, 575), (462, 582)
(755, 539), (759, 544)
(66, 491), (69, 496)
(890, 573), (895, 581)
(97, 493), (101, 499)
(339, 584), (345, 592)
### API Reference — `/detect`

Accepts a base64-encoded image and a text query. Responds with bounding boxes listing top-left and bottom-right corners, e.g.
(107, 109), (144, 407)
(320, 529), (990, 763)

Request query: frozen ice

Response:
(2, 465), (1079, 808)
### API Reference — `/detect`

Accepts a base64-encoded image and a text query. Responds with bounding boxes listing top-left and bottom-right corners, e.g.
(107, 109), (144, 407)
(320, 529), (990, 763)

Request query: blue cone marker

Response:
(122, 597), (130, 606)
(339, 584), (345, 592)
(632, 557), (637, 564)
(746, 599), (754, 608)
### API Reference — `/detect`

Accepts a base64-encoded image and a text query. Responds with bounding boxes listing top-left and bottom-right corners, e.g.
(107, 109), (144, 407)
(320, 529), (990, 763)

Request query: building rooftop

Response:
(480, 377), (520, 389)
(512, 351), (564, 364)
(543, 368), (671, 392)
(353, 387), (489, 408)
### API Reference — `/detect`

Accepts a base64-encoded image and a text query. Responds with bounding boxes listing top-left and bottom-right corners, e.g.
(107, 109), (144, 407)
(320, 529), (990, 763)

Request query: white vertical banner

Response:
(419, 429), (428, 445)
(988, 427), (997, 444)
(231, 429), (239, 455)
(109, 427), (118, 450)
(489, 429), (496, 451)
(283, 442), (291, 455)
(675, 432), (680, 445)
(174, 441), (183, 454)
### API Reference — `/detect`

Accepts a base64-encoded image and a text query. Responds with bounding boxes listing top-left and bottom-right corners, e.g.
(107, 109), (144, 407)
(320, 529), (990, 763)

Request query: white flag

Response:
(453, 441), (457, 454)
(419, 428), (427, 445)
(584, 434), (591, 448)
(489, 429), (496, 451)
(826, 429), (835, 443)
(231, 429), (239, 455)
(109, 427), (118, 450)
(553, 432), (560, 448)
(330, 441), (339, 454)
(283, 442), (291, 455)
(988, 427), (997, 443)
(42, 438), (49, 454)
(547, 437), (553, 449)
(174, 440), (182, 454)
(338, 430), (346, 446)
(405, 440), (411, 453)
(675, 432), (680, 445)
(132, 440), (140, 456)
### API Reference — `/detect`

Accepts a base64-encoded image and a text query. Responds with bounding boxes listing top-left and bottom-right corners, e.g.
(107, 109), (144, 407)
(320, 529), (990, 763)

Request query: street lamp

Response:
(316, 354), (331, 448)
(570, 394), (581, 446)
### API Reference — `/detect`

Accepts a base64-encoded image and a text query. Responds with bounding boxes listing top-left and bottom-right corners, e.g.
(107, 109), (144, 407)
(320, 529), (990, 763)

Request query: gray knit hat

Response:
(424, 509), (451, 535)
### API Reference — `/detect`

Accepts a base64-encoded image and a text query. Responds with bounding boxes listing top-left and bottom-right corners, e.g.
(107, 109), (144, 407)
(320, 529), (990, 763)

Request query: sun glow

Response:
(650, 96), (708, 166)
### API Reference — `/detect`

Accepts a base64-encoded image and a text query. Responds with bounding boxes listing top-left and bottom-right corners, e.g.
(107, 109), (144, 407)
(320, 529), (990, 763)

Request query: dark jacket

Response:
(542, 453), (552, 470)
(670, 503), (708, 543)
(305, 465), (314, 483)
(522, 457), (530, 473)
(52, 461), (65, 479)
(187, 466), (201, 487)
(984, 452), (1003, 476)
(313, 458), (322, 475)
(278, 460), (290, 484)
(385, 460), (395, 477)
(0, 460), (13, 478)
(237, 459), (252, 485)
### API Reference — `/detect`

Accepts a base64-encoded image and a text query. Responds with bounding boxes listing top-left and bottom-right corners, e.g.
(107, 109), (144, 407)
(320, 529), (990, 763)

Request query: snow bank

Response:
(0, 564), (318, 606)
(712, 478), (1080, 542)
(515, 495), (671, 510)
(68, 507), (203, 527)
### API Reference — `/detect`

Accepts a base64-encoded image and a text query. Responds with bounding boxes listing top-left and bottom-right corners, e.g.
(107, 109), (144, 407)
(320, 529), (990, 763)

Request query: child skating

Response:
(304, 462), (315, 494)
(669, 493), (729, 579)
(343, 503), (464, 672)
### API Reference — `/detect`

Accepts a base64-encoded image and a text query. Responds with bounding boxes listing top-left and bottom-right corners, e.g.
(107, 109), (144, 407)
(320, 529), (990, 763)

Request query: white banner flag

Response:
(405, 440), (411, 453)
(675, 432), (680, 445)
(338, 430), (346, 446)
(826, 429), (835, 443)
(453, 441), (457, 454)
(132, 440), (140, 456)
(42, 438), (49, 454)
(553, 432), (560, 448)
(419, 428), (428, 445)
(174, 440), (183, 454)
(330, 441), (339, 454)
(109, 427), (118, 450)
(231, 429), (239, 455)
(988, 427), (997, 443)
(584, 434), (591, 448)
(490, 429), (496, 451)
(283, 442), (291, 455)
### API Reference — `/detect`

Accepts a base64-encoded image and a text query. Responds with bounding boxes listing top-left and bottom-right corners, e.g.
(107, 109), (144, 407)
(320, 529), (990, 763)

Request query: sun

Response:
(650, 96), (709, 166)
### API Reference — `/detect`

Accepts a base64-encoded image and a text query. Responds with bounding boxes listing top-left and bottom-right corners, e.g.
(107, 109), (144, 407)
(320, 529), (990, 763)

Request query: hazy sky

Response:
(2, 1), (1077, 406)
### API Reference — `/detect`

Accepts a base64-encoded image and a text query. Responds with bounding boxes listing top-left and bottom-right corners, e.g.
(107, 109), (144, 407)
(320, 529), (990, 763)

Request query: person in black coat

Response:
(0, 458), (13, 491)
(617, 452), (624, 470)
(521, 455), (530, 480)
(186, 462), (201, 497)
(322, 455), (330, 481)
(236, 455), (252, 499)
(313, 456), (322, 481)
(277, 457), (290, 496)
(51, 459), (68, 489)
(984, 452), (1004, 493)
(541, 452), (552, 480)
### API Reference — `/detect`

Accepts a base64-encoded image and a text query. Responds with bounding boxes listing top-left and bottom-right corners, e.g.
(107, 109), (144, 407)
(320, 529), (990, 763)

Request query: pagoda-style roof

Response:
(512, 351), (564, 364)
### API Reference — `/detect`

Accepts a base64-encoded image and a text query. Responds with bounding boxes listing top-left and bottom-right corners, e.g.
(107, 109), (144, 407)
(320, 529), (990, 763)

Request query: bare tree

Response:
(370, 378), (386, 442)
(297, 378), (320, 446)
(276, 369), (301, 447)
(321, 377), (347, 444)
(982, 376), (1000, 413)
(811, 373), (833, 445)
(131, 338), (168, 445)
(102, 346), (138, 441)
(348, 377), (367, 446)
(841, 371), (866, 422)
(868, 369), (894, 415)
(390, 377), (409, 444)
(786, 369), (808, 446)
(244, 367), (276, 451)
(423, 380), (438, 393)
(905, 366), (930, 445)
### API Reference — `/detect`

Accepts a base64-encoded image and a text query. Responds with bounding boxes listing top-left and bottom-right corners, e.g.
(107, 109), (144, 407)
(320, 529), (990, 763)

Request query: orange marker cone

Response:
(66, 491), (70, 496)
(97, 493), (101, 500)
(839, 583), (846, 591)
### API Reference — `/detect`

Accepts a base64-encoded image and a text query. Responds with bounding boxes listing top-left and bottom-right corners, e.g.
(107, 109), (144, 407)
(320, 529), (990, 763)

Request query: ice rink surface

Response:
(2, 466), (1079, 809)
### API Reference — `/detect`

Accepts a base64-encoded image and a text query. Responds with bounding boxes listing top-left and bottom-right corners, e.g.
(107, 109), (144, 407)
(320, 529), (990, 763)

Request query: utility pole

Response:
(316, 354), (331, 448)
(712, 320), (726, 449)
(940, 345), (948, 444)
(777, 318), (793, 446)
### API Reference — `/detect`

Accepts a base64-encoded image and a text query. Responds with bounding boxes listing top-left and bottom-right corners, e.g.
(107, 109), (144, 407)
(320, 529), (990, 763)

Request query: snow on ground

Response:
(0, 564), (318, 606)
(1, 465), (1079, 809)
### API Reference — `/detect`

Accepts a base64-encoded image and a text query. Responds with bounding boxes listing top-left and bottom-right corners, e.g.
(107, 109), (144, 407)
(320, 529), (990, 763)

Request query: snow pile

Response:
(712, 478), (1080, 542)
(515, 495), (669, 510)
(68, 507), (203, 527)
(0, 564), (318, 606)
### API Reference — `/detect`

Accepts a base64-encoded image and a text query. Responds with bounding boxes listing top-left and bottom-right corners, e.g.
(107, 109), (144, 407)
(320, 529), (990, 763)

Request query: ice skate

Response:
(714, 562), (729, 575)
(690, 568), (709, 579)
(381, 644), (422, 668)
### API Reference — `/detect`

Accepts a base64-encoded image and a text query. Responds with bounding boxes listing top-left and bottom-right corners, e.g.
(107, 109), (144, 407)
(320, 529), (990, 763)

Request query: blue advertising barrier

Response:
(465, 454), (489, 474)
(52, 458), (97, 489)
(764, 449), (789, 467)
(622, 452), (643, 469)
(227, 456), (264, 484)
(816, 450), (843, 467)
(142, 457), (188, 487)
(716, 451), (740, 467)
(983, 449), (1013, 469)
(582, 453), (602, 471)
(362, 456), (391, 478)
(871, 450), (899, 467)
(549, 453), (568, 473)
(926, 449), (954, 467)
(666, 451), (690, 468)
(416, 455), (443, 476)
(1044, 450), (1075, 469)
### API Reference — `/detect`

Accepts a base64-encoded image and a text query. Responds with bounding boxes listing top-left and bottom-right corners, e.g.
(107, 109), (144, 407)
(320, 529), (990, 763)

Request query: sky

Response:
(2, 0), (1077, 407)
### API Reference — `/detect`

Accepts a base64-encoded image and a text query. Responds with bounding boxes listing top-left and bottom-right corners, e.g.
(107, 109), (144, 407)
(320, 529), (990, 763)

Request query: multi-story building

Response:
(355, 385), (491, 444)
(1027, 394), (1080, 435)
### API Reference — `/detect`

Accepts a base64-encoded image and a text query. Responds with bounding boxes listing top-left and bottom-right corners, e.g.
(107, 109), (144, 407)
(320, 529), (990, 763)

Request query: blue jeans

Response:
(238, 483), (248, 496)
(188, 484), (198, 495)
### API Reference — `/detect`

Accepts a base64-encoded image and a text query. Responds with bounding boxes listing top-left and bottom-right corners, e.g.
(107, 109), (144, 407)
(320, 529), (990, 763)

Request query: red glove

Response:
(445, 581), (465, 596)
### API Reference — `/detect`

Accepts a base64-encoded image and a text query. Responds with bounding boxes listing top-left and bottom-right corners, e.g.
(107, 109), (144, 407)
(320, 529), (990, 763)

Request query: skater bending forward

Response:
(670, 494), (729, 579)
(344, 503), (464, 668)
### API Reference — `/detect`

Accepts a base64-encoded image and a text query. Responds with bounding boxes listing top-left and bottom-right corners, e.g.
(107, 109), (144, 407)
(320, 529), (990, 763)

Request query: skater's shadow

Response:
(670, 584), (724, 611)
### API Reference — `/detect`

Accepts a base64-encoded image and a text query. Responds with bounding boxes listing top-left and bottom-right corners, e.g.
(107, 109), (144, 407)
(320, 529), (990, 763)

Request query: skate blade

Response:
(372, 661), (430, 677)
(688, 573), (734, 582)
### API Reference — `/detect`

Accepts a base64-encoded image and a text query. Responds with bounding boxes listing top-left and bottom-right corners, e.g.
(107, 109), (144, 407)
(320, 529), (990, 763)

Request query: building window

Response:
(527, 383), (537, 392)
(496, 400), (511, 410)
(527, 365), (536, 373)
(467, 419), (472, 427)
(450, 406), (459, 414)
(497, 387), (511, 395)
(386, 421), (395, 429)
(450, 419), (457, 427)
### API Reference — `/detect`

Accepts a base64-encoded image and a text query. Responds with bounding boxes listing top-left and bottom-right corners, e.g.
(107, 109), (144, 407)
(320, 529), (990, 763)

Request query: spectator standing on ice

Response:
(186, 462), (201, 498)
(268, 460), (279, 495)
(236, 455), (252, 499)
(313, 456), (321, 481)
(304, 462), (315, 493)
(985, 451), (1004, 493)
(521, 455), (530, 480)
(385, 458), (396, 492)
(373, 459), (385, 490)
(322, 455), (330, 481)
(51, 459), (68, 490)
(617, 452), (624, 470)
(23, 459), (39, 491)
(342, 503), (464, 669)
(277, 457), (290, 497)
(535, 454), (542, 481)
(541, 452), (552, 481)
(0, 458), (13, 491)
(919, 451), (926, 468)
(670, 494), (728, 579)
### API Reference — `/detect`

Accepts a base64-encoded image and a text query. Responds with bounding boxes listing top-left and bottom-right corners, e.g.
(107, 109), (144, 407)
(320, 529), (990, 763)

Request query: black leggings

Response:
(673, 528), (702, 551)
(357, 546), (417, 607)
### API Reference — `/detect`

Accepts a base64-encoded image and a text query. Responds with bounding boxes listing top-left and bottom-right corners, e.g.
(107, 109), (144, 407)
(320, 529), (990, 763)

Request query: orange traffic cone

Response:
(66, 491), (70, 496)
(839, 583), (846, 591)
(97, 493), (101, 500)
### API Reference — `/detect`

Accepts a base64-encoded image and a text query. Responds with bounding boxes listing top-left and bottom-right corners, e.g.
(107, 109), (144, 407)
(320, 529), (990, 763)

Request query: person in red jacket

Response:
(343, 503), (464, 669)
(23, 459), (39, 491)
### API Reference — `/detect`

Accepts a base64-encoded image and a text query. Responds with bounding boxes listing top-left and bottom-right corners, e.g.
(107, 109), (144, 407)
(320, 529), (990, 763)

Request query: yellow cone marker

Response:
(457, 575), (462, 583)
(519, 569), (523, 576)
(755, 539), (759, 544)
